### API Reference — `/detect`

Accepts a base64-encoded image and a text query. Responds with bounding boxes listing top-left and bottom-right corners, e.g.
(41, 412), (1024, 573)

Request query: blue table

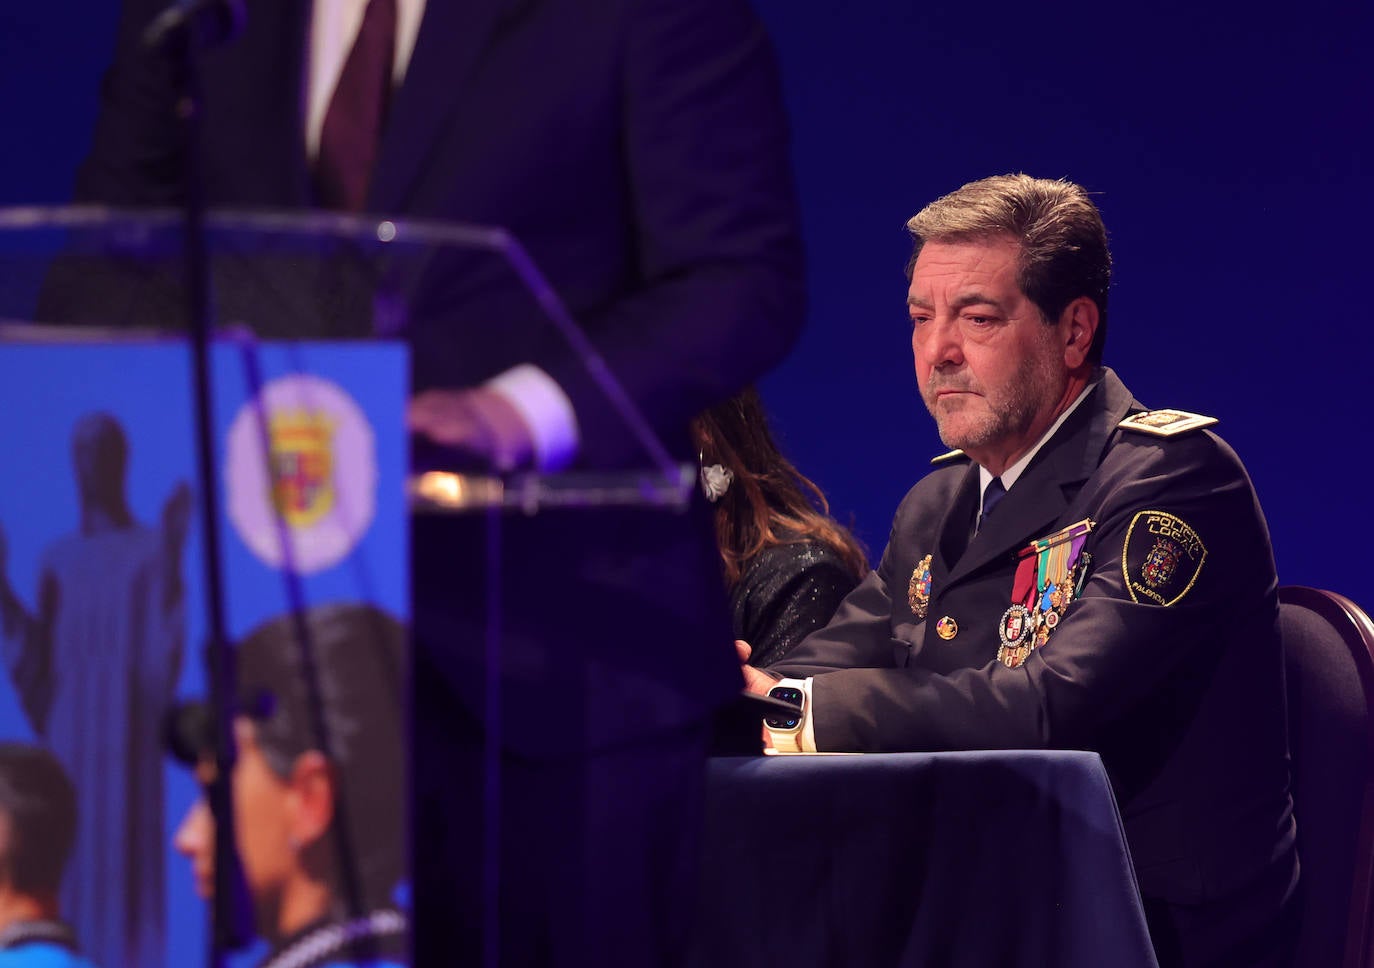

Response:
(693, 750), (1159, 968)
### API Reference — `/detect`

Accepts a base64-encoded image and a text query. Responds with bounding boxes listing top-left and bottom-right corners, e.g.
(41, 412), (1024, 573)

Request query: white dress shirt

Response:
(306, 0), (579, 470)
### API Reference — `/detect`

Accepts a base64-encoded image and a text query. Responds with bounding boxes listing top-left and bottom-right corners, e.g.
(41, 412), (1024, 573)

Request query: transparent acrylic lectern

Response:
(0, 206), (697, 968)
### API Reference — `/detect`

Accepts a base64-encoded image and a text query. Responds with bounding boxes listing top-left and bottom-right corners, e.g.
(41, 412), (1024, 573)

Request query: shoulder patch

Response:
(1118, 409), (1218, 437)
(1122, 510), (1207, 606)
(930, 449), (968, 465)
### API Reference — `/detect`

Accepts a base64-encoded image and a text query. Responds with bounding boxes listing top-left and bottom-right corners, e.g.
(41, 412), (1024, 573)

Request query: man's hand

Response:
(736, 639), (777, 696)
(408, 388), (537, 473)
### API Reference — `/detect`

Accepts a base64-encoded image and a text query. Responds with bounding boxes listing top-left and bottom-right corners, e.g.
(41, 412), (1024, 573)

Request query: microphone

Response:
(141, 0), (246, 52)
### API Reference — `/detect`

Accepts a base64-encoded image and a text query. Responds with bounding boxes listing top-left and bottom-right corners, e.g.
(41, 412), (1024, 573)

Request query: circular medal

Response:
(1044, 609), (1060, 629)
(999, 604), (1033, 648)
(935, 616), (959, 640)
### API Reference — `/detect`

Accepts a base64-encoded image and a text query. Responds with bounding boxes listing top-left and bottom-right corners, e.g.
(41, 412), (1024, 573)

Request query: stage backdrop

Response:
(0, 341), (407, 968)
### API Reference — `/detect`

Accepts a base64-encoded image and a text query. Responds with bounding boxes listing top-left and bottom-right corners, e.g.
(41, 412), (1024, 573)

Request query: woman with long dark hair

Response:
(692, 389), (868, 667)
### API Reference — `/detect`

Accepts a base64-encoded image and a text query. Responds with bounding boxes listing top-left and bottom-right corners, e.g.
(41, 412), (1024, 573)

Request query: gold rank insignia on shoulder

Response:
(930, 449), (967, 465)
(1118, 409), (1218, 437)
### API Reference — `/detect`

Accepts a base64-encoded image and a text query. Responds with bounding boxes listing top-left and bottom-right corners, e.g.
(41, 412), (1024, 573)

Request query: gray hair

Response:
(906, 174), (1111, 364)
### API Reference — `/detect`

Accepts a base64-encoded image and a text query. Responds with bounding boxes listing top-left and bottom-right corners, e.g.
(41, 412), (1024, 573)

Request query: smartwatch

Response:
(765, 683), (806, 753)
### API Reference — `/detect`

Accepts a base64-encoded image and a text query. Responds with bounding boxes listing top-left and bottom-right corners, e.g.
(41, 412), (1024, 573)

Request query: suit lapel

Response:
(369, 0), (521, 213)
(205, 0), (312, 204)
(947, 469), (1069, 586)
(931, 463), (981, 588)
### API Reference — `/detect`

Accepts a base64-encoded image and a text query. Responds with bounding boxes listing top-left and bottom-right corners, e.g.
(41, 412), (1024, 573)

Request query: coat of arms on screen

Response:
(226, 374), (377, 575)
(268, 409), (336, 527)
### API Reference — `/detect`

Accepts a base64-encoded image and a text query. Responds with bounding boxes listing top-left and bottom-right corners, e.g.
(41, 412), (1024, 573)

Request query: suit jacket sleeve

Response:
(540, 0), (805, 465)
(73, 0), (190, 206)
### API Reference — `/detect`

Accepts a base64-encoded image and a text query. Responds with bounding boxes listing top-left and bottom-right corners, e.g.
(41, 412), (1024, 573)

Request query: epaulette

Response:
(1118, 408), (1218, 437)
(930, 448), (968, 465)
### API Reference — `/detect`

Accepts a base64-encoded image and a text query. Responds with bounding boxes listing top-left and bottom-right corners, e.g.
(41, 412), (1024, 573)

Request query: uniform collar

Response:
(978, 373), (1100, 507)
(948, 368), (1140, 584)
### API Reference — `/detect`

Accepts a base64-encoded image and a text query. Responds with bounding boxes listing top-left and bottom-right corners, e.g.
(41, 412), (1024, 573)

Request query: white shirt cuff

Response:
(485, 364), (580, 471)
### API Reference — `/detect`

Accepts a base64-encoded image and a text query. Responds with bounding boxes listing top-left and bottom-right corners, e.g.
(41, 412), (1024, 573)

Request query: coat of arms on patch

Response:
(1141, 537), (1181, 588)
(1123, 510), (1207, 606)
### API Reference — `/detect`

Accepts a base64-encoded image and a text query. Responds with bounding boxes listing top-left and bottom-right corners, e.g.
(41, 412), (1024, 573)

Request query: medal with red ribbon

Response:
(997, 519), (1094, 668)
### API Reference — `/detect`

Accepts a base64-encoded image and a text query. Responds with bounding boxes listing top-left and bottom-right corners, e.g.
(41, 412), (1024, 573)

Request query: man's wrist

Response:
(485, 364), (579, 471)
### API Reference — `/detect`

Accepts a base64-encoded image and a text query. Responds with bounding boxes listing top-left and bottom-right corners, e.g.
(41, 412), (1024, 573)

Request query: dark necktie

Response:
(976, 477), (1006, 533)
(314, 0), (398, 212)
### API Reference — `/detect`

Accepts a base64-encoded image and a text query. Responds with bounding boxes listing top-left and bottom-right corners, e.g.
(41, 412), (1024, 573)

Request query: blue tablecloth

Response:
(693, 750), (1159, 968)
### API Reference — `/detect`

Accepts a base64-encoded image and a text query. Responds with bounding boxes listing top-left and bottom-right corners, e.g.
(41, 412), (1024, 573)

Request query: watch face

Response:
(765, 686), (804, 730)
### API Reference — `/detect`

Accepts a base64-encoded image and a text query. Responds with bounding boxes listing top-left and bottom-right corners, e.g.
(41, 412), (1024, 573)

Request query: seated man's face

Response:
(907, 236), (1069, 464)
(173, 719), (298, 926)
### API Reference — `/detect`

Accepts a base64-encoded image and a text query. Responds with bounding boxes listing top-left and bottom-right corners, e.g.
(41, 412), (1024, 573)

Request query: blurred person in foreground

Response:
(0, 743), (97, 968)
(170, 603), (406, 968)
(743, 174), (1297, 967)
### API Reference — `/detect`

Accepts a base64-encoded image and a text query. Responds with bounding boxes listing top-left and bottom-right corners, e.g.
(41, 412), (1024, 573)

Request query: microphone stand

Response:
(155, 12), (255, 967)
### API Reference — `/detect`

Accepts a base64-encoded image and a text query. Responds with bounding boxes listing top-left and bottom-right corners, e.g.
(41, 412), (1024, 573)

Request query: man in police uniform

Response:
(742, 174), (1298, 967)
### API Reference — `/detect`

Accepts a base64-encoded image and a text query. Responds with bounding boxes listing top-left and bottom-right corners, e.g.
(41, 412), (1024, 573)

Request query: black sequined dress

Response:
(731, 541), (861, 668)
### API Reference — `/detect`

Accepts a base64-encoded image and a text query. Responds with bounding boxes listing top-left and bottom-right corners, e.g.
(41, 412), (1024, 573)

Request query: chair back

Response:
(1280, 585), (1374, 968)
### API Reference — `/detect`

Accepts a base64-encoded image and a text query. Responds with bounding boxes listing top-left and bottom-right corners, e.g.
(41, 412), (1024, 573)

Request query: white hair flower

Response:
(699, 463), (734, 502)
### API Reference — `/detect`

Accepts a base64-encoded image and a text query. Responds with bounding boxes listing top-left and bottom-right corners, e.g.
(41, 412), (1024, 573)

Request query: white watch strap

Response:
(764, 679), (808, 753)
(767, 724), (804, 753)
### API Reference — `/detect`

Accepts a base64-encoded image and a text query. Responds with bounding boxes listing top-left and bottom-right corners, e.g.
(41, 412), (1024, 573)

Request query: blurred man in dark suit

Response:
(75, 0), (804, 963)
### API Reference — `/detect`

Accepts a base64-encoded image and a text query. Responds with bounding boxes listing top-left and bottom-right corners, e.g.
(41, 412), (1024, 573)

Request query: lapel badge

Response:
(935, 616), (959, 640)
(908, 554), (933, 618)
